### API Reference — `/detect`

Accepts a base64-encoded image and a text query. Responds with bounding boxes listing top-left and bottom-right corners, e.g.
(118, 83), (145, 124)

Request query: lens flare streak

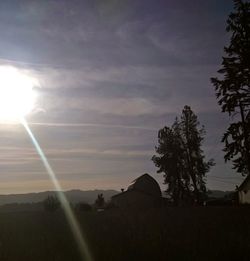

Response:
(21, 117), (92, 261)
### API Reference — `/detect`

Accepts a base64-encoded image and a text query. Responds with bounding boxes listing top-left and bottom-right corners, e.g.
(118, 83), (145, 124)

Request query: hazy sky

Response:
(0, 0), (244, 194)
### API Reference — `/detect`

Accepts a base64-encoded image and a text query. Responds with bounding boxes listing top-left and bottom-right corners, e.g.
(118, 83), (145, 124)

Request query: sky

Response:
(0, 0), (245, 194)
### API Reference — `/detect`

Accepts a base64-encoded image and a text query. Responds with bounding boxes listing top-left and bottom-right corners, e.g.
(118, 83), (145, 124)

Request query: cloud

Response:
(0, 0), (238, 192)
(29, 122), (157, 131)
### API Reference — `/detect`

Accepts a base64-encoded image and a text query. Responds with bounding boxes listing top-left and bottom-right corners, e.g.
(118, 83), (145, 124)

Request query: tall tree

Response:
(211, 0), (250, 175)
(152, 106), (213, 205)
(152, 119), (186, 205)
(180, 106), (213, 202)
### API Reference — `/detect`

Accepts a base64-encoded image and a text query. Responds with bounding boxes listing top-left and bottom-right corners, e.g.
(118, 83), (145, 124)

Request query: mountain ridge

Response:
(0, 189), (119, 205)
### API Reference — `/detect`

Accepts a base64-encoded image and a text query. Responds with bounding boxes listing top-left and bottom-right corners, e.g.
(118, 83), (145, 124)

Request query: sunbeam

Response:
(20, 117), (93, 261)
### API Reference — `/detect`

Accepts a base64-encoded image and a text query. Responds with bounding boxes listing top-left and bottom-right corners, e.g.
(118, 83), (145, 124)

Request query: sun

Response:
(0, 66), (37, 122)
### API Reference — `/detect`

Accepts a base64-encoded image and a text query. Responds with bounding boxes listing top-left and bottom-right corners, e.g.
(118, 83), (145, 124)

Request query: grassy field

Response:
(0, 206), (249, 261)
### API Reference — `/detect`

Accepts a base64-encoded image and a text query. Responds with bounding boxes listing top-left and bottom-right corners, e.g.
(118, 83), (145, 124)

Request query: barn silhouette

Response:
(111, 173), (162, 208)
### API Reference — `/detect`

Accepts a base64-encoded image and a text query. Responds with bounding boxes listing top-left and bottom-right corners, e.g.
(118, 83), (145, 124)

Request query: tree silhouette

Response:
(180, 106), (214, 202)
(95, 193), (105, 208)
(152, 122), (184, 205)
(43, 195), (60, 212)
(211, 0), (250, 175)
(152, 106), (213, 205)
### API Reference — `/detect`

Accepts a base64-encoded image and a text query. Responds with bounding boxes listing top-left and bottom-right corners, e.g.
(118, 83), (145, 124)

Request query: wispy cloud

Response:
(29, 122), (157, 131)
(0, 0), (236, 192)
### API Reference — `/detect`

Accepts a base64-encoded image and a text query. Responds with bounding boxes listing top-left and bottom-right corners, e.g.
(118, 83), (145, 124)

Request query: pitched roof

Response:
(238, 175), (250, 191)
(112, 173), (162, 199)
(127, 173), (161, 197)
(111, 189), (138, 199)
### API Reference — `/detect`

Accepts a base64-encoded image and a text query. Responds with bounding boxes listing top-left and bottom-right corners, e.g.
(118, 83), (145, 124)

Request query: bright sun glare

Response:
(0, 66), (92, 260)
(0, 66), (37, 122)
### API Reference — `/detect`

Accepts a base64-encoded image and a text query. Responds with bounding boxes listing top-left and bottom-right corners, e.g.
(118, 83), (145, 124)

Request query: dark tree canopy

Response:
(211, 0), (250, 175)
(152, 106), (214, 205)
(95, 193), (105, 208)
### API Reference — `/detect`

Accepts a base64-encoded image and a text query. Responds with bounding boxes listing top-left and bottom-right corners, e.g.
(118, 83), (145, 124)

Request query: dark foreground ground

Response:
(0, 207), (249, 261)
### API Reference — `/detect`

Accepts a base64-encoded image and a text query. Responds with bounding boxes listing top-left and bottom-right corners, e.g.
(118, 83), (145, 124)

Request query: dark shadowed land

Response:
(0, 189), (231, 208)
(0, 189), (118, 206)
(0, 206), (249, 261)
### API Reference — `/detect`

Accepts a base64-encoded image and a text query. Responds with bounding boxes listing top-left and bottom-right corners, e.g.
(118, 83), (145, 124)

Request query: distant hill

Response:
(0, 190), (118, 206)
(208, 190), (234, 199)
(160, 190), (234, 199)
(0, 189), (233, 206)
